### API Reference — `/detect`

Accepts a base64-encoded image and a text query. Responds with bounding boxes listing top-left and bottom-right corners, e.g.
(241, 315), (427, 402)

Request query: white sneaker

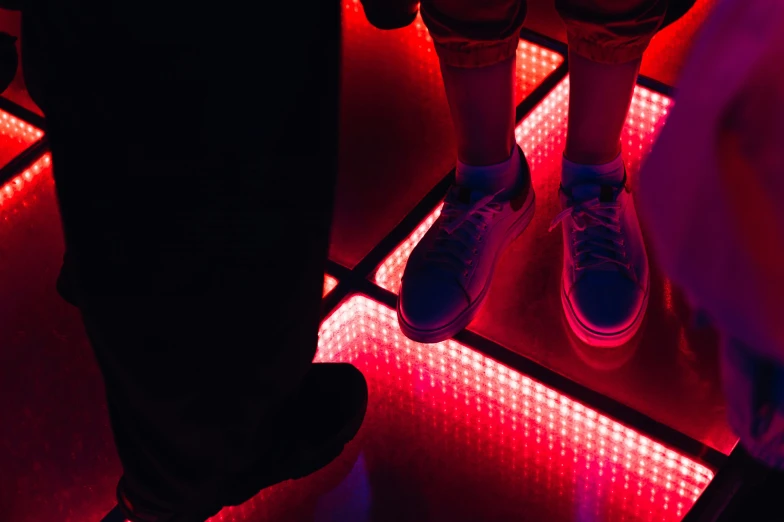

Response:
(550, 162), (649, 347)
(398, 146), (536, 343)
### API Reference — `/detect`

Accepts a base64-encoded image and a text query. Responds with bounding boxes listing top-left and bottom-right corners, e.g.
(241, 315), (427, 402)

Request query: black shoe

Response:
(112, 363), (369, 522)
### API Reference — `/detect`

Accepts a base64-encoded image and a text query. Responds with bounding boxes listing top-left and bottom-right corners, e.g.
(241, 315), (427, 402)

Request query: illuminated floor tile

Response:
(0, 153), (53, 209)
(374, 78), (670, 294)
(323, 274), (338, 297)
(210, 295), (714, 522)
(0, 109), (43, 171)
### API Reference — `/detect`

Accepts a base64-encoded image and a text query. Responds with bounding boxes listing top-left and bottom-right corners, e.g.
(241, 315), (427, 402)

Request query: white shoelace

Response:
(424, 188), (504, 278)
(549, 196), (630, 273)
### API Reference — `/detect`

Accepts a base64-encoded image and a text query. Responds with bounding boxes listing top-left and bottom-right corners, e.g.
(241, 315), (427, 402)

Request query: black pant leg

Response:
(22, 0), (340, 515)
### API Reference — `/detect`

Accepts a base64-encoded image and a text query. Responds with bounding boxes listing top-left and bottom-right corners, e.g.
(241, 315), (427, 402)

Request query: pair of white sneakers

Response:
(397, 145), (649, 347)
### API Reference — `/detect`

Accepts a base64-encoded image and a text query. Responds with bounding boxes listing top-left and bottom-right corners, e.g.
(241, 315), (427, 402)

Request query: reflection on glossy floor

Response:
(332, 0), (562, 267)
(0, 153), (50, 207)
(373, 79), (736, 455)
(639, 0), (718, 86)
(206, 296), (713, 522)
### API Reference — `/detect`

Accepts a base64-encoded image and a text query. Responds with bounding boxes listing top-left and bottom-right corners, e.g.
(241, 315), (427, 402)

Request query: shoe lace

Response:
(548, 194), (630, 273)
(424, 188), (504, 278)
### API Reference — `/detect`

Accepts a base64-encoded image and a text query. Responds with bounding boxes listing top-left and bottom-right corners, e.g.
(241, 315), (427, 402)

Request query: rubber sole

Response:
(560, 278), (650, 348)
(398, 190), (536, 344)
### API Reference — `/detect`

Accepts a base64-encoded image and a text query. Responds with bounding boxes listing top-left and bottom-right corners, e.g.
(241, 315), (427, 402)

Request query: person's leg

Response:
(422, 0), (525, 179)
(565, 53), (640, 166)
(395, 0), (535, 343)
(559, 0), (667, 165)
(550, 0), (667, 347)
(23, 2), (366, 520)
(360, 0), (518, 169)
(440, 57), (516, 168)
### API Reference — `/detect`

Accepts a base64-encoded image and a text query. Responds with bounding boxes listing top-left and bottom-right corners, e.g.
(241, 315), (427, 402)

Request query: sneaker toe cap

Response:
(567, 273), (645, 335)
(399, 273), (470, 333)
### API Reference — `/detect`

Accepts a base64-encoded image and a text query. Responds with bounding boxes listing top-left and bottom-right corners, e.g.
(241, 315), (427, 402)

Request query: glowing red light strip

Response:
(317, 295), (714, 511)
(323, 274), (338, 297)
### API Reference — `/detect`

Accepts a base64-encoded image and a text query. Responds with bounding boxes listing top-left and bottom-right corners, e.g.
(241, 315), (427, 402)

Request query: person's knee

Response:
(421, 0), (527, 69)
(556, 0), (668, 64)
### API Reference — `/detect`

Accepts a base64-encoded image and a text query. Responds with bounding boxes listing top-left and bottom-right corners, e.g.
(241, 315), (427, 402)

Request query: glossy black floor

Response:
(0, 1), (765, 521)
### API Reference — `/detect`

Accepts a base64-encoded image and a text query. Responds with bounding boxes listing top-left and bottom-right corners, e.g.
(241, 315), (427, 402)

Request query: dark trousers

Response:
(22, 1), (340, 515)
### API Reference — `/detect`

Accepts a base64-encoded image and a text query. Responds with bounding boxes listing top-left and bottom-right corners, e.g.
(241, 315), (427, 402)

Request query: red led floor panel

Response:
(323, 274), (338, 297)
(204, 295), (713, 522)
(0, 13), (43, 115)
(332, 0), (562, 268)
(372, 79), (737, 455)
(0, 153), (51, 207)
(0, 109), (43, 171)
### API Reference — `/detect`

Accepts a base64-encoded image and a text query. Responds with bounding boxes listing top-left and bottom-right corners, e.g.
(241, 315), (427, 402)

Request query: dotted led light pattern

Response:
(314, 295), (713, 521)
(374, 201), (444, 292)
(323, 274), (338, 297)
(374, 79), (671, 294)
(0, 109), (43, 170)
(0, 153), (52, 209)
(342, 0), (563, 102)
(514, 40), (563, 98)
